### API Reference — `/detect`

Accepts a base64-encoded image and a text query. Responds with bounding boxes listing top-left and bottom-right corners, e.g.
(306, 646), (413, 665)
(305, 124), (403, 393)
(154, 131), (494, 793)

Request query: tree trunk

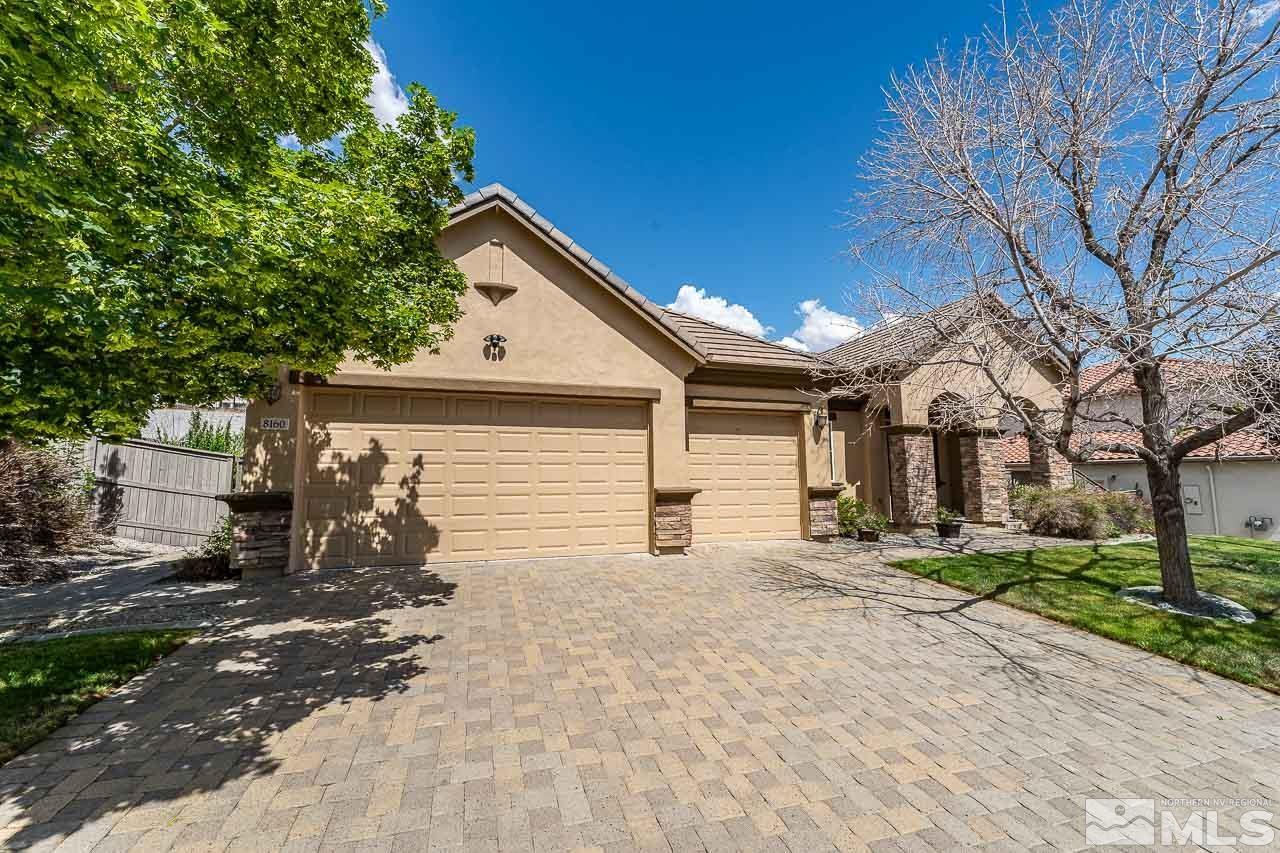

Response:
(1145, 459), (1197, 607)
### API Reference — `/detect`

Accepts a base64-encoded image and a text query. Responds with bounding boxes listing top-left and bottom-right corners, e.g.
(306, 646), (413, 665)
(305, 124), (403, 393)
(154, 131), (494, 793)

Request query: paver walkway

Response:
(0, 542), (236, 643)
(1, 538), (1276, 852)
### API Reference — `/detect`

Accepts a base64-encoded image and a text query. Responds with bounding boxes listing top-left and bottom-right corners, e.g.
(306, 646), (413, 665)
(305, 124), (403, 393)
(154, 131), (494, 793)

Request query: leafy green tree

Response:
(1, 1), (475, 441)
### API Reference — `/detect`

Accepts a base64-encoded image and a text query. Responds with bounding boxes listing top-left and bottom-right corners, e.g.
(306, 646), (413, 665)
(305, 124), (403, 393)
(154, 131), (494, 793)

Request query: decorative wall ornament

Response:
(475, 239), (518, 305)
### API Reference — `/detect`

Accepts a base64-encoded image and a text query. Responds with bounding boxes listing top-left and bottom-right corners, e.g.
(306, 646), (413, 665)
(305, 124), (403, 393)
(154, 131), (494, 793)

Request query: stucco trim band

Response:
(689, 398), (813, 413)
(291, 371), (662, 402)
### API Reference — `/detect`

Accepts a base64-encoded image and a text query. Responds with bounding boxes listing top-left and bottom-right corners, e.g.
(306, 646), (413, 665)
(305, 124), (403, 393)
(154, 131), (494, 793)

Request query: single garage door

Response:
(302, 389), (649, 567)
(687, 409), (802, 543)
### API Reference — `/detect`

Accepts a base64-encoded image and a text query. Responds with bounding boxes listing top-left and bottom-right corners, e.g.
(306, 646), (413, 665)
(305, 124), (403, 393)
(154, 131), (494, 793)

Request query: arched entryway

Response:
(928, 394), (971, 515)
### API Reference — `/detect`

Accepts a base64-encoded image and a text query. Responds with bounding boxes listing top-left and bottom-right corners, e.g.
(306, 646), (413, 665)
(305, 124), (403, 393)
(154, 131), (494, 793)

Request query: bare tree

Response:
(838, 0), (1280, 606)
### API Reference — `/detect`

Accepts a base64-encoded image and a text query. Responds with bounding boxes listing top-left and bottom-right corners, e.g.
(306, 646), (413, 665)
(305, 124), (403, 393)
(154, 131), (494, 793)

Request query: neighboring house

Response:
(1070, 359), (1234, 434)
(1004, 360), (1280, 541)
(242, 185), (838, 572)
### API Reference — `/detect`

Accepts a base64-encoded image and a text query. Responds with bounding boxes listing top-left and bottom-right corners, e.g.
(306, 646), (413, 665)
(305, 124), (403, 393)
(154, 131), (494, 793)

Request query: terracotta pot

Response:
(857, 529), (881, 542)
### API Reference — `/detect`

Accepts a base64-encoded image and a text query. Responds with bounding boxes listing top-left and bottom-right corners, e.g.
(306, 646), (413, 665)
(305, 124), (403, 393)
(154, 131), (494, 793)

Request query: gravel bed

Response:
(0, 600), (227, 643)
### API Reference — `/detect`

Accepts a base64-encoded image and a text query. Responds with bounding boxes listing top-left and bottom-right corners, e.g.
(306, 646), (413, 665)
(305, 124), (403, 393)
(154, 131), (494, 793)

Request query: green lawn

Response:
(0, 630), (195, 764)
(894, 536), (1280, 693)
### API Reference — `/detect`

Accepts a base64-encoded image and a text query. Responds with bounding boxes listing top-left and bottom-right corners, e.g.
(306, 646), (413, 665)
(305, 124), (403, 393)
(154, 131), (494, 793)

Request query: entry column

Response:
(959, 432), (1008, 524)
(887, 428), (937, 529)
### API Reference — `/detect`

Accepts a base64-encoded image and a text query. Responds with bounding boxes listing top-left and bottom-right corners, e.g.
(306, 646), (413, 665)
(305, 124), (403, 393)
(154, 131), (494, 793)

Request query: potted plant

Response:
(935, 507), (965, 538)
(857, 511), (889, 542)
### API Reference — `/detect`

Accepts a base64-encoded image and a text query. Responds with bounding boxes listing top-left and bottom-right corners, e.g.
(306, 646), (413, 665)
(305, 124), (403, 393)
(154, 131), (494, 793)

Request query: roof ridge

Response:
(663, 308), (815, 355)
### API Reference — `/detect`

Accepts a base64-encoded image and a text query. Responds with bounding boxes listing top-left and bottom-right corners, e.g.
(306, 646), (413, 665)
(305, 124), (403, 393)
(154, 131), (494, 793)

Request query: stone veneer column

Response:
(654, 487), (699, 554)
(217, 491), (294, 579)
(958, 434), (1008, 524)
(1027, 435), (1074, 489)
(887, 431), (937, 528)
(807, 486), (843, 540)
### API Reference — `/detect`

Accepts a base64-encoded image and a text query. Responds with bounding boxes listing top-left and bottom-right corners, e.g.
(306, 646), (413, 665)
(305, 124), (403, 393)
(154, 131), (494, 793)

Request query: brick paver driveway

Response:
(2, 539), (1277, 852)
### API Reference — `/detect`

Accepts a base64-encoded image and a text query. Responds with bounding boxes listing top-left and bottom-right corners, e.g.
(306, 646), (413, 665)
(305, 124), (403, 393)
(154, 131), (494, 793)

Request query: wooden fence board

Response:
(85, 438), (238, 548)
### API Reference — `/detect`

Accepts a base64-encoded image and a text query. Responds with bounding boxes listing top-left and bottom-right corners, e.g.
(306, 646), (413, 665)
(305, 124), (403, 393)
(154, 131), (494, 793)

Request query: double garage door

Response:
(303, 390), (649, 567)
(300, 390), (805, 567)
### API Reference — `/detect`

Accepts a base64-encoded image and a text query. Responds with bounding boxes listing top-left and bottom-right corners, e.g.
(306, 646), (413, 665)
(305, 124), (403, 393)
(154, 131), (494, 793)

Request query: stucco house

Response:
(232, 185), (1070, 576)
(1004, 360), (1280, 541)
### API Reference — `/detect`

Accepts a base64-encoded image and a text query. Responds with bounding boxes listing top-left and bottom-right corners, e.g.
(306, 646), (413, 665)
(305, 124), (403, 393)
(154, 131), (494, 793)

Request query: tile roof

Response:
(1003, 429), (1279, 465)
(1078, 359), (1233, 397)
(821, 297), (981, 369)
(449, 183), (816, 373)
(660, 311), (816, 371)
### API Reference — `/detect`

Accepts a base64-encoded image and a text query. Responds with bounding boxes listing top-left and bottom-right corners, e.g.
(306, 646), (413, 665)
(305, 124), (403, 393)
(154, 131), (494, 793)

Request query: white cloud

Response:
(668, 285), (770, 338)
(778, 299), (861, 352)
(365, 39), (410, 125)
(1249, 0), (1280, 25)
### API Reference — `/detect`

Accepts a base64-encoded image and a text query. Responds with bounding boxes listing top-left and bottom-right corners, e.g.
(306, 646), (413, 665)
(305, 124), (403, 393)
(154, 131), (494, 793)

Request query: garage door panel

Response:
(407, 396), (445, 418)
(304, 391), (650, 566)
(361, 394), (402, 419)
(451, 463), (490, 485)
(312, 391), (355, 417)
(689, 410), (802, 544)
(454, 398), (494, 420)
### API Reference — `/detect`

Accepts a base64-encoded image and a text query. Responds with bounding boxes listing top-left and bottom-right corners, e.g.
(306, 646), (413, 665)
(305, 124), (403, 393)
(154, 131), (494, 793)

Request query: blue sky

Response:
(369, 1), (1008, 351)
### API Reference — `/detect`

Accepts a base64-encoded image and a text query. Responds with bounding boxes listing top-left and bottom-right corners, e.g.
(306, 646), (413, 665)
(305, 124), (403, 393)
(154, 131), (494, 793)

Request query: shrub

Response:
(1010, 485), (1153, 540)
(174, 515), (238, 581)
(0, 441), (105, 584)
(1097, 490), (1156, 536)
(154, 411), (244, 456)
(836, 495), (889, 536)
(836, 495), (863, 535)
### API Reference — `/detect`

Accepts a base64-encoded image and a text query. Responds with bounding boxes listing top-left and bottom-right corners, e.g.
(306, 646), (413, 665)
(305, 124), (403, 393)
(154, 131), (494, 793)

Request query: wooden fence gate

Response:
(83, 438), (239, 548)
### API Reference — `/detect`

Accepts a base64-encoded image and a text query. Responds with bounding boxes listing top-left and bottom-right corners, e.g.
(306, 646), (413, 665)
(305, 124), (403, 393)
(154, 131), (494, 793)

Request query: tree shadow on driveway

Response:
(0, 564), (457, 850)
(748, 547), (1222, 707)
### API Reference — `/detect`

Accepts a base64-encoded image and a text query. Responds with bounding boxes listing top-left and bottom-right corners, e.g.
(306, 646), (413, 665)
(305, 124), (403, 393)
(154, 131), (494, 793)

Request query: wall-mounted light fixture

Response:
(264, 382), (283, 405)
(484, 334), (507, 348)
(814, 408), (829, 431)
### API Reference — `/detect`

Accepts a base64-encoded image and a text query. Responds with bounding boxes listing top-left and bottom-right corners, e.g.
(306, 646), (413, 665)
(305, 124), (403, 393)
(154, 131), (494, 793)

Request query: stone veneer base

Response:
(654, 488), (700, 552)
(807, 485), (843, 540)
(218, 491), (293, 579)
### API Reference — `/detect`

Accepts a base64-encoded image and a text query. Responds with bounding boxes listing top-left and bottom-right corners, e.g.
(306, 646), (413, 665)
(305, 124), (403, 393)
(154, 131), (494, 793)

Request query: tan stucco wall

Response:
(245, 206), (700, 492)
(1078, 459), (1280, 541)
(896, 332), (1062, 427)
(834, 408), (892, 518)
(802, 408), (834, 489)
(243, 366), (302, 492)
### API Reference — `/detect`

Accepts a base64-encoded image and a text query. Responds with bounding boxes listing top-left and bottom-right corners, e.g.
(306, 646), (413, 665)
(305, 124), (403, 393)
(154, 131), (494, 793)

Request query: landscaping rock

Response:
(1118, 585), (1257, 624)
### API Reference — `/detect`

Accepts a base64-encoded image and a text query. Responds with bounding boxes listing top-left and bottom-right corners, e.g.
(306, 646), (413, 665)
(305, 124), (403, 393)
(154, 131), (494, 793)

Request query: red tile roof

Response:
(1003, 429), (1279, 465)
(1077, 359), (1232, 397)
